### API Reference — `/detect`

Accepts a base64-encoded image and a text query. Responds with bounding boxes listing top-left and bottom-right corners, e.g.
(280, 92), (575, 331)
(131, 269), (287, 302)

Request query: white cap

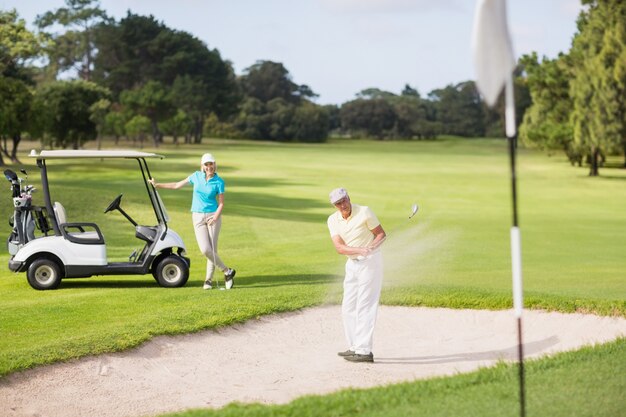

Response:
(329, 187), (348, 204)
(201, 153), (216, 164)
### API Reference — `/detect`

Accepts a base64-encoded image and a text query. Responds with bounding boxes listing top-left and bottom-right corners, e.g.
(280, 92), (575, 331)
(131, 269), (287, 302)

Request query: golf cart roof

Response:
(29, 150), (164, 159)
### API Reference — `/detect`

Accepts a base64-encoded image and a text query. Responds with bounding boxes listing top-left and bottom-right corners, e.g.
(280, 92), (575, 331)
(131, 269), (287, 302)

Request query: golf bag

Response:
(4, 169), (50, 255)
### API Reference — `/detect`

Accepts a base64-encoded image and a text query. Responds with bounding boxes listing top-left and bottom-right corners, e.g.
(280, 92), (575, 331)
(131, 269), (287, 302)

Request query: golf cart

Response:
(5, 150), (190, 290)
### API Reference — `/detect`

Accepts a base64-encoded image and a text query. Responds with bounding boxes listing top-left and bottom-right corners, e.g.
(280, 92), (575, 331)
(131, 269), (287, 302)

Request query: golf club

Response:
(208, 218), (221, 290)
(356, 203), (419, 261)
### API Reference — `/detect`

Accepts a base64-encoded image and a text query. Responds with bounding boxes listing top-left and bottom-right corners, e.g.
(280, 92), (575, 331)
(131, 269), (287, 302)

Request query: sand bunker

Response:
(1, 305), (625, 417)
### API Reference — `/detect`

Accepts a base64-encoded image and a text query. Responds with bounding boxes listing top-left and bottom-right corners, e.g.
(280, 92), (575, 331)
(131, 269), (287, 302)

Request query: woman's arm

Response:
(207, 193), (225, 225)
(149, 178), (188, 190)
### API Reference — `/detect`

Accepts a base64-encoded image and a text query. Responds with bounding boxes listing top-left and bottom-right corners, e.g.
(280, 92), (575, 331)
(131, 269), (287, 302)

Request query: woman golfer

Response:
(149, 153), (236, 290)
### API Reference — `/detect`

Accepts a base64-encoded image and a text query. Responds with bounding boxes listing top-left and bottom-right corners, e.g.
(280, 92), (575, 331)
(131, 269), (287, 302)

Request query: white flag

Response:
(471, 0), (516, 107)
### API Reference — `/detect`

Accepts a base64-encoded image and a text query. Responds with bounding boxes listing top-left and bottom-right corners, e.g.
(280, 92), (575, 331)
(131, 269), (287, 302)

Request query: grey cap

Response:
(329, 187), (348, 204)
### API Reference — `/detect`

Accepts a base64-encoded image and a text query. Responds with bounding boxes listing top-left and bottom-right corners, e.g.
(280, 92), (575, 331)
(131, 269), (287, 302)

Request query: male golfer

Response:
(327, 188), (386, 363)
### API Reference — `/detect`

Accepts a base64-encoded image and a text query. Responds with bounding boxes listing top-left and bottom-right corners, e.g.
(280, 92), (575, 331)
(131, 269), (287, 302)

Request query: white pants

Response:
(192, 212), (227, 281)
(342, 250), (383, 355)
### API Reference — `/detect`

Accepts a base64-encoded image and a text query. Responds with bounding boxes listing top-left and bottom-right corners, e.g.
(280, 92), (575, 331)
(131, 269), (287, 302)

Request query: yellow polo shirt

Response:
(327, 204), (380, 256)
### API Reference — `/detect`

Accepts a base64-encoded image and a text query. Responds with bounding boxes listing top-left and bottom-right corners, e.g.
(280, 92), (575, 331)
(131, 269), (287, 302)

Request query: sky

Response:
(1, 0), (583, 105)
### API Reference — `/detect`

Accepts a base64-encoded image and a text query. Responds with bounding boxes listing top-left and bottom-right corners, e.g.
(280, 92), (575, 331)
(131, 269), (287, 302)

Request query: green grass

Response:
(0, 137), (624, 414)
(162, 338), (626, 417)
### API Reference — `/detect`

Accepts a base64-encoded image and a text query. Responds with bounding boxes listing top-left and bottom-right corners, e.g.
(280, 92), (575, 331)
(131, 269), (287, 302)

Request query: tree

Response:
(401, 84), (420, 98)
(170, 72), (239, 144)
(232, 60), (328, 141)
(516, 0), (626, 175)
(0, 77), (32, 163)
(613, 24), (626, 165)
(32, 80), (110, 149)
(518, 53), (577, 161)
(103, 109), (126, 144)
(340, 99), (397, 139)
(323, 104), (341, 132)
(387, 95), (441, 139)
(593, 4), (626, 167)
(91, 13), (164, 93)
(296, 84), (318, 101)
(119, 81), (174, 147)
(233, 97), (270, 140)
(356, 88), (396, 100)
(89, 98), (110, 149)
(0, 9), (46, 164)
(570, 0), (626, 175)
(266, 98), (296, 140)
(124, 115), (151, 148)
(0, 10), (45, 78)
(203, 112), (239, 140)
(160, 110), (193, 144)
(36, 0), (112, 81)
(429, 82), (485, 137)
(291, 102), (329, 142)
(240, 60), (305, 104)
(93, 13), (239, 142)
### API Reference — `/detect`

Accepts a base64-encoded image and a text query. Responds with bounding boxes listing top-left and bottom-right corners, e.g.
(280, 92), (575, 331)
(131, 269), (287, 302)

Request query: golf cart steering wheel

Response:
(104, 194), (123, 214)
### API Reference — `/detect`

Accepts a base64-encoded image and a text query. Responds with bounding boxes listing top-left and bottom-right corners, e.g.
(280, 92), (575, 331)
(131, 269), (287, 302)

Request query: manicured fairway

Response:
(0, 137), (624, 379)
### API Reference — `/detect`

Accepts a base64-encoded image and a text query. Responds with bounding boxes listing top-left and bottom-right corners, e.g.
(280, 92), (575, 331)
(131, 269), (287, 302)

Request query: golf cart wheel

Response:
(27, 258), (62, 290)
(155, 255), (189, 288)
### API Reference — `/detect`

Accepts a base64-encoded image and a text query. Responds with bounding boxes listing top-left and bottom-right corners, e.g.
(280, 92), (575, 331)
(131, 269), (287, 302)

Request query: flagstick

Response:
(506, 75), (525, 417)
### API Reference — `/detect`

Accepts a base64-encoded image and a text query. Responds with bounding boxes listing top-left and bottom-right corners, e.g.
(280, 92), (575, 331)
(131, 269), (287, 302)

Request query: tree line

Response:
(0, 0), (524, 162)
(1, 0), (624, 176)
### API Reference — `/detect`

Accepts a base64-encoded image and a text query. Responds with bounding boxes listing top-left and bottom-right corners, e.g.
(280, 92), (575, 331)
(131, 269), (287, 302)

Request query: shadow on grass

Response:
(58, 278), (159, 289)
(238, 273), (336, 288)
(56, 273), (336, 290)
(597, 174), (626, 181)
(226, 191), (328, 223)
(376, 335), (559, 365)
(601, 162), (626, 170)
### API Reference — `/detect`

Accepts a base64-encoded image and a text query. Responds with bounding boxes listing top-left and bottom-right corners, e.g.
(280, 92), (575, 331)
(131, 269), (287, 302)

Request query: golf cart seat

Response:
(54, 202), (104, 244)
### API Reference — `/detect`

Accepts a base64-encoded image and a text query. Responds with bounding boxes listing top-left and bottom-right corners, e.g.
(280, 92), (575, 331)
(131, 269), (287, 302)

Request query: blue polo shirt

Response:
(188, 171), (225, 213)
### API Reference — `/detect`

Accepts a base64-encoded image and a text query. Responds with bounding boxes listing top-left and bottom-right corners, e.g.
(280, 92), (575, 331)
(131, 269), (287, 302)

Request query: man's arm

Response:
(367, 225), (386, 250)
(331, 235), (371, 257)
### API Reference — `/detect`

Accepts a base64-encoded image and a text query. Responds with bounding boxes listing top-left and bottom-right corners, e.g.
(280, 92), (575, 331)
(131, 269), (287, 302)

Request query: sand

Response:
(1, 305), (625, 417)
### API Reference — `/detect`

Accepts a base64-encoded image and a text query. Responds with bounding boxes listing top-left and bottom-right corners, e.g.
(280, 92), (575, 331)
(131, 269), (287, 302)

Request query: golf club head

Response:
(409, 203), (419, 219)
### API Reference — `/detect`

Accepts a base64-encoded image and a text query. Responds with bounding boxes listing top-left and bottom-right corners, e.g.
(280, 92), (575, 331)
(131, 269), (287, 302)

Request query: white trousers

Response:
(192, 212), (227, 281)
(342, 251), (383, 355)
